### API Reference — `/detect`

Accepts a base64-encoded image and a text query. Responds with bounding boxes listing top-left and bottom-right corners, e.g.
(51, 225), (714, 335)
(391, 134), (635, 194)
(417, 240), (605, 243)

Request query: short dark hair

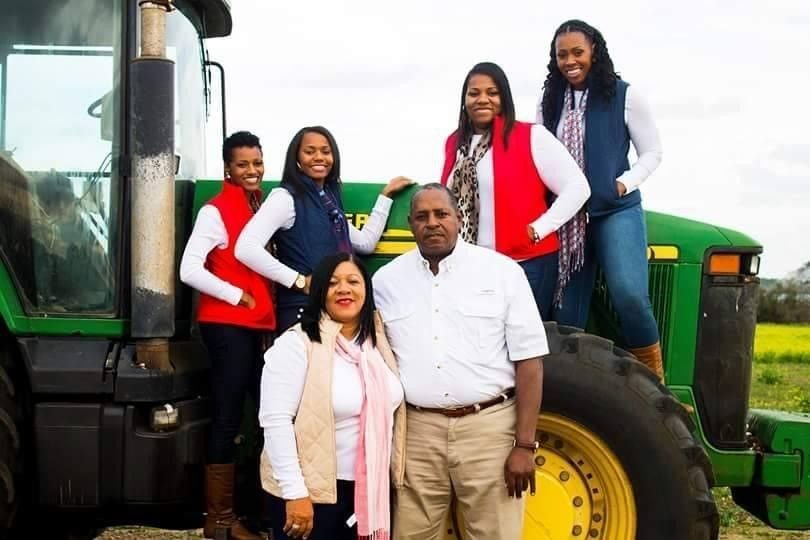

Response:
(222, 131), (262, 163)
(281, 126), (342, 196)
(540, 20), (620, 132)
(301, 253), (377, 347)
(456, 62), (516, 151)
(409, 183), (458, 214)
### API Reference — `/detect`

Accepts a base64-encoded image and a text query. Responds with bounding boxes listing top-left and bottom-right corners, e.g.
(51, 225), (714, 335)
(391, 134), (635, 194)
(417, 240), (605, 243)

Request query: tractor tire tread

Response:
(542, 322), (720, 540)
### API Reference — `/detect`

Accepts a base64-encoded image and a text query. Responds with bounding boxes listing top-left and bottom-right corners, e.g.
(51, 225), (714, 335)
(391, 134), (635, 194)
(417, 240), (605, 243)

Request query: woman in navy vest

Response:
(236, 125), (412, 331)
(440, 62), (590, 319)
(538, 20), (665, 379)
(180, 131), (271, 539)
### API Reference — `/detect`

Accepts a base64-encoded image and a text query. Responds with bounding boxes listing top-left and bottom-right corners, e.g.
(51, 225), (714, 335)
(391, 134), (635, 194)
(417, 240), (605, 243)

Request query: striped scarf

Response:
(318, 187), (352, 254)
(554, 86), (589, 307)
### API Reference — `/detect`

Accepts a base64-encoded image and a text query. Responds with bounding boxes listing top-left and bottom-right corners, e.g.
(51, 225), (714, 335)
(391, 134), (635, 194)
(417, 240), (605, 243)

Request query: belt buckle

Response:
(446, 403), (481, 417)
(444, 405), (465, 416)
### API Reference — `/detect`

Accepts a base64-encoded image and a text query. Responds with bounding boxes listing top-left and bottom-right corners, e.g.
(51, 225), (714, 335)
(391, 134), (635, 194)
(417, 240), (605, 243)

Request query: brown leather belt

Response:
(407, 388), (516, 418)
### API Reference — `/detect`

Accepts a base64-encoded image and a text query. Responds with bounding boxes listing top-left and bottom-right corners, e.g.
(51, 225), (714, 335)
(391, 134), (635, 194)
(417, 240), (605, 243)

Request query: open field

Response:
(754, 323), (810, 364)
(99, 325), (810, 539)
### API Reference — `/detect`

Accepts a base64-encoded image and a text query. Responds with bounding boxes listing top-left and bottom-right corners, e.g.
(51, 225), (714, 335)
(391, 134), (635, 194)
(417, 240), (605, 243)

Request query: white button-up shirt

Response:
(373, 240), (548, 408)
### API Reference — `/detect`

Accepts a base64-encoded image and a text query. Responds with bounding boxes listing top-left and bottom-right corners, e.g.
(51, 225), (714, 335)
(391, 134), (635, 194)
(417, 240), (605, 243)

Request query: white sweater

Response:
(536, 86), (662, 195)
(178, 205), (243, 305)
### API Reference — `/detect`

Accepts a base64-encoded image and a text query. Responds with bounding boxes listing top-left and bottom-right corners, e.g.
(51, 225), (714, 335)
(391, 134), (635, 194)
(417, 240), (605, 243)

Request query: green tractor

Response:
(0, 1), (808, 539)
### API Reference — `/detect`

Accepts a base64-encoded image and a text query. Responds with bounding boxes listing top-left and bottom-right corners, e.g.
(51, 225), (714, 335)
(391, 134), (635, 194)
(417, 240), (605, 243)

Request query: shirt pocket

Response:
(381, 304), (416, 347)
(459, 295), (505, 348)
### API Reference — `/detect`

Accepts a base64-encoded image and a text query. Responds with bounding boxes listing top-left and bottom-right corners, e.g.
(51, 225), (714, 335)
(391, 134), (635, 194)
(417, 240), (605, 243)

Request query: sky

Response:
(206, 0), (810, 278)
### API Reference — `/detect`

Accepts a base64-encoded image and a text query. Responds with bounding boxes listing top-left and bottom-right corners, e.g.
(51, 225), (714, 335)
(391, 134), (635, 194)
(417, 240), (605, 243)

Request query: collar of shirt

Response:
(415, 239), (469, 276)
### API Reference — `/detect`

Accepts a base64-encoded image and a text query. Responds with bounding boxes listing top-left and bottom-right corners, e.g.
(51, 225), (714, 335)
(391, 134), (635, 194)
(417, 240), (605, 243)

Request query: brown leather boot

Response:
(204, 463), (263, 540)
(629, 342), (664, 382)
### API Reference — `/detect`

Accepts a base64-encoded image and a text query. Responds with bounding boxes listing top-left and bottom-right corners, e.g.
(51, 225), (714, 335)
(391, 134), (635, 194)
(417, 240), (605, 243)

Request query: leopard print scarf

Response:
(449, 130), (492, 244)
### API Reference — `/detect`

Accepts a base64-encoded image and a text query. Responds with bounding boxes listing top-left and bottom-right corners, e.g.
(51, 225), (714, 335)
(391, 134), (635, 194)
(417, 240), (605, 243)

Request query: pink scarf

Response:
(335, 335), (393, 540)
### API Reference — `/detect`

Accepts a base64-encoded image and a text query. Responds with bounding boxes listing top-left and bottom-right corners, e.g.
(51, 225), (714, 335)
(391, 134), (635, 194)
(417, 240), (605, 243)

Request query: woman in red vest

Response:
(180, 131), (271, 540)
(440, 62), (590, 319)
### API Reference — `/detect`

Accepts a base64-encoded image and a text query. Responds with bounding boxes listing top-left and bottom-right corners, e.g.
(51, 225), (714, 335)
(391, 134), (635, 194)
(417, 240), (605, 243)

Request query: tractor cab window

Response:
(155, 2), (208, 181)
(0, 0), (122, 315)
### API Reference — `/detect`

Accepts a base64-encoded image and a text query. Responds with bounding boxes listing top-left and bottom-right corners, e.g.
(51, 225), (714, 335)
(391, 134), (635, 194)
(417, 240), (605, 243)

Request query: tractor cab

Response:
(0, 1), (232, 534)
(0, 0), (224, 321)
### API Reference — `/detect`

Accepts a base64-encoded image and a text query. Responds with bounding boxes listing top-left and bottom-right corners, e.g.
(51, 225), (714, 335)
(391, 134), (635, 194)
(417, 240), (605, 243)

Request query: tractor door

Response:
(0, 0), (125, 317)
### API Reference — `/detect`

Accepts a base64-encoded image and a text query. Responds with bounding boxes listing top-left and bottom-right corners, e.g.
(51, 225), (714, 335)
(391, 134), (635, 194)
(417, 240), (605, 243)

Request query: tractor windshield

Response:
(0, 0), (124, 315)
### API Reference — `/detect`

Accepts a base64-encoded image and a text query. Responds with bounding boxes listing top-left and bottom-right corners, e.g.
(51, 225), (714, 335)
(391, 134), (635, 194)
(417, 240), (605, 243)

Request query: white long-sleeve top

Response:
(259, 330), (404, 499)
(536, 86), (662, 195)
(446, 124), (590, 250)
(235, 188), (392, 288)
(179, 205), (244, 306)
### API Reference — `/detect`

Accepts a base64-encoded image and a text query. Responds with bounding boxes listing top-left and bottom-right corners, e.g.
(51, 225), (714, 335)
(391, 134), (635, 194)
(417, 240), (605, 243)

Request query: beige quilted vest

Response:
(260, 312), (406, 503)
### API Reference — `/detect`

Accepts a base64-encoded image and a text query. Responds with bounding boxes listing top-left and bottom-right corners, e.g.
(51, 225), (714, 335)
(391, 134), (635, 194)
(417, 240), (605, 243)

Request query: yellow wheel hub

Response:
(522, 413), (636, 539)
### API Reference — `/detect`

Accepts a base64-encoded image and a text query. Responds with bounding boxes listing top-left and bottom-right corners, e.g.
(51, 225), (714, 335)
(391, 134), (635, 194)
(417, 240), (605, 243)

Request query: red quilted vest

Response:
(440, 116), (559, 260)
(196, 182), (276, 330)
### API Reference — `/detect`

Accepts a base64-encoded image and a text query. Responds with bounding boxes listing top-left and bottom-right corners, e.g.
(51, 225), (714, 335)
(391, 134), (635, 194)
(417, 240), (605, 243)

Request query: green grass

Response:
(718, 323), (810, 538)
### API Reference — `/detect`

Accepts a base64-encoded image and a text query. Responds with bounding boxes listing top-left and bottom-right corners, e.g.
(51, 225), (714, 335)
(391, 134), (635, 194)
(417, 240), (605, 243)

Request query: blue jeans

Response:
(518, 251), (559, 321)
(553, 204), (660, 349)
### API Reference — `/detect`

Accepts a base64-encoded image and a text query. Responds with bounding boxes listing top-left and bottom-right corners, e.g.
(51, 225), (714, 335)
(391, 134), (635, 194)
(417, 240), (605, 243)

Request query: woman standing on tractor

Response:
(538, 19), (664, 379)
(440, 61), (590, 319)
(179, 131), (271, 539)
(235, 125), (412, 331)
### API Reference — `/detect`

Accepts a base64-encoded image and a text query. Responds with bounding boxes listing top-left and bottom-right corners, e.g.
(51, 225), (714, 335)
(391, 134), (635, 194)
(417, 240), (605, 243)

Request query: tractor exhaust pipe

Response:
(130, 0), (176, 369)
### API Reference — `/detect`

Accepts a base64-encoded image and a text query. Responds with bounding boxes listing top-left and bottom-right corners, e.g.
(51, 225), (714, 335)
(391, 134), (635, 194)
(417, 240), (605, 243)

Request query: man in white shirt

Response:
(373, 183), (547, 540)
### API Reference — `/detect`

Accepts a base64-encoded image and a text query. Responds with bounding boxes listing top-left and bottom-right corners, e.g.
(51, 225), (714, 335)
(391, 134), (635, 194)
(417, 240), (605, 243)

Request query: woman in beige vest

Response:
(259, 252), (405, 540)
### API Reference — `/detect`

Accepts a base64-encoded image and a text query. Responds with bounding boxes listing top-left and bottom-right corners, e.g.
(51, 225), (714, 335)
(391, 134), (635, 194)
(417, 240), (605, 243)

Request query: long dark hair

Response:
(540, 20), (620, 132)
(301, 253), (377, 347)
(280, 125), (342, 196)
(456, 62), (516, 151)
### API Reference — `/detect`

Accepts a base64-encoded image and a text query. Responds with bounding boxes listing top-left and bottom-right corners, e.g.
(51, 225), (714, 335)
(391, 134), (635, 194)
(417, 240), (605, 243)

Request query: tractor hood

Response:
(646, 211), (762, 264)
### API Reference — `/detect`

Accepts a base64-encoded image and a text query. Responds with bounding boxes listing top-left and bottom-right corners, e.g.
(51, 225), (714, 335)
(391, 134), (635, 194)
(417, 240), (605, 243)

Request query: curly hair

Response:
(540, 20), (620, 132)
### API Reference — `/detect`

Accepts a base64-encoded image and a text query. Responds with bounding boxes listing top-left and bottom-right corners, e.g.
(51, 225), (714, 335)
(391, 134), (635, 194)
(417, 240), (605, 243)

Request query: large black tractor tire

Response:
(0, 361), (20, 534)
(0, 345), (98, 540)
(533, 323), (719, 540)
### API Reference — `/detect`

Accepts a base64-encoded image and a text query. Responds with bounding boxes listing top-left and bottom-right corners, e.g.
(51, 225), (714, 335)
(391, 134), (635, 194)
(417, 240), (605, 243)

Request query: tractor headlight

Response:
(151, 403), (180, 432)
(745, 254), (760, 276)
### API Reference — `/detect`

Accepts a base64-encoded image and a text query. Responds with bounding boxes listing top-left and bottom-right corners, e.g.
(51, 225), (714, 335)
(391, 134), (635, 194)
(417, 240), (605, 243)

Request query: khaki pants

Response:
(394, 400), (524, 540)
